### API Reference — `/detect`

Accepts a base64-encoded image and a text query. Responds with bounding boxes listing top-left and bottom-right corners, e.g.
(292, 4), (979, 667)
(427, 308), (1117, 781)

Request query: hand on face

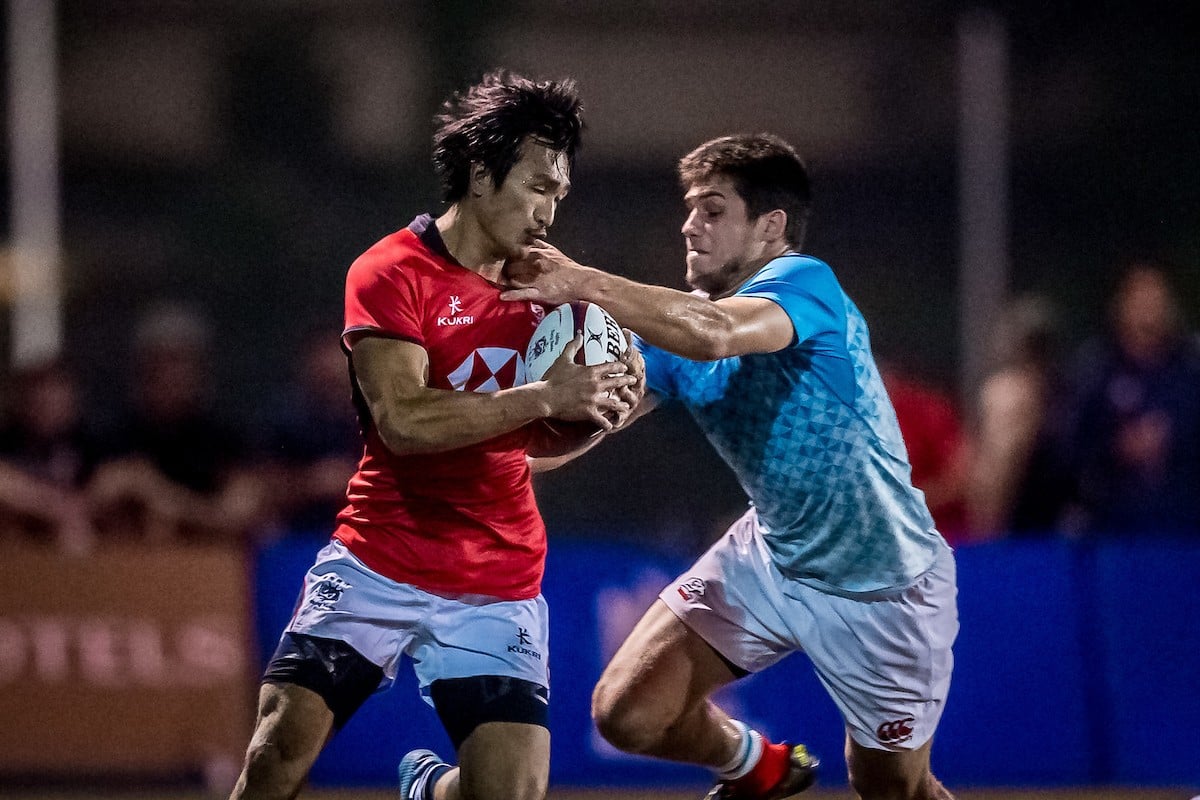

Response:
(501, 240), (586, 305)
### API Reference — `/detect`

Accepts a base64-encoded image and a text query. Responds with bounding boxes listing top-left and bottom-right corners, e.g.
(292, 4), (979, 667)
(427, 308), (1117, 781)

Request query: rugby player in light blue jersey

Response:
(504, 133), (958, 800)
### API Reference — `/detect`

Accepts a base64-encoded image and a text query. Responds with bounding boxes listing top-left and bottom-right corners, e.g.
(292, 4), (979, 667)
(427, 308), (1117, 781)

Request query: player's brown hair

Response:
(433, 70), (583, 203)
(678, 133), (812, 248)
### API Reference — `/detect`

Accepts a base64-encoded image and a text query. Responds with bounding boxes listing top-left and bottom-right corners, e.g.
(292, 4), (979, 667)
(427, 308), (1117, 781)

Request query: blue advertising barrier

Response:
(1091, 540), (1200, 784)
(253, 535), (1200, 789)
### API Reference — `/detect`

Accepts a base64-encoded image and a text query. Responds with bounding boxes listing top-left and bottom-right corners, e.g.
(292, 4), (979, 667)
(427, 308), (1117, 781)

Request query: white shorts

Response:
(661, 509), (958, 751)
(286, 541), (550, 704)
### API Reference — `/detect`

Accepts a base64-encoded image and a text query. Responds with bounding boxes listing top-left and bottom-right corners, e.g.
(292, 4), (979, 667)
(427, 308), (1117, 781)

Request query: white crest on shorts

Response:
(308, 572), (351, 611)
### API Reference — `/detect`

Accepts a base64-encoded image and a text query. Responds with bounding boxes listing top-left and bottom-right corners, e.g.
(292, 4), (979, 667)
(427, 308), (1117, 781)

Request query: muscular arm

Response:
(351, 334), (632, 455)
(503, 245), (793, 360)
(579, 271), (791, 360)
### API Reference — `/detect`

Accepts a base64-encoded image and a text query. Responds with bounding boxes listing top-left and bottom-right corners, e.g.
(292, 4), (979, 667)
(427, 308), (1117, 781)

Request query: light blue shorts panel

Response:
(286, 541), (550, 701)
(660, 509), (958, 752)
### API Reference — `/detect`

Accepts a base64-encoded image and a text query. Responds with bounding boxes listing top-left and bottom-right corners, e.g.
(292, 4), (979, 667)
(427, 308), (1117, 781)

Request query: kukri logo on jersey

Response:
(437, 295), (474, 326)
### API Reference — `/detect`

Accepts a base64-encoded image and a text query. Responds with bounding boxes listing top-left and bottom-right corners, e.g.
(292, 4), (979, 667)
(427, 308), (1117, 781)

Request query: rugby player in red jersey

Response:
(229, 71), (643, 800)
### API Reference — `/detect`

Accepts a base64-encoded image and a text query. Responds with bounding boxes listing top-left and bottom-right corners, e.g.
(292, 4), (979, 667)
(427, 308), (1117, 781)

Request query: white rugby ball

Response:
(525, 301), (627, 382)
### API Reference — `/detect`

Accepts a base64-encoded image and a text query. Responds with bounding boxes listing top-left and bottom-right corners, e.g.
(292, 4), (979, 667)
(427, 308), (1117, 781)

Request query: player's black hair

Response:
(432, 69), (583, 203)
(678, 133), (812, 248)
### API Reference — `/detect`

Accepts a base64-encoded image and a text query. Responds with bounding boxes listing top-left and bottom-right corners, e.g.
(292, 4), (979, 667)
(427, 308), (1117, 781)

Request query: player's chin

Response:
(685, 265), (714, 293)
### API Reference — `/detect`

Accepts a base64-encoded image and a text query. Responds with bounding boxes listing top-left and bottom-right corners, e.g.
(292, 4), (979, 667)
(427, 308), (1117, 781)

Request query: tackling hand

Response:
(502, 240), (589, 305)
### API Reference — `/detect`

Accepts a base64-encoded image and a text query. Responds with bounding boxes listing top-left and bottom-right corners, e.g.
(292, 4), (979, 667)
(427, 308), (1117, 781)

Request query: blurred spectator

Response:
(880, 364), (970, 544)
(966, 295), (1073, 539)
(261, 327), (361, 537)
(90, 302), (269, 544)
(0, 359), (99, 554)
(1061, 263), (1200, 537)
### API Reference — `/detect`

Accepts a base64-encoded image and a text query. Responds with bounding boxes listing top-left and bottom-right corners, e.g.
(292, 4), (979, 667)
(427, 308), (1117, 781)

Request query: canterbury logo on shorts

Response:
(876, 715), (916, 745)
(676, 577), (706, 601)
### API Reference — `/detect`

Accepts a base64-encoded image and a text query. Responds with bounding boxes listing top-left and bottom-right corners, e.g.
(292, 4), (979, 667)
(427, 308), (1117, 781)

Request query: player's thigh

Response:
(456, 721), (550, 800)
(793, 547), (957, 752)
(593, 598), (737, 726)
(845, 733), (934, 799)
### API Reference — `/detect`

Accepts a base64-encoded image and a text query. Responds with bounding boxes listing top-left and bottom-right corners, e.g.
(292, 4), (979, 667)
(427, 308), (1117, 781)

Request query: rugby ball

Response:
(525, 301), (627, 381)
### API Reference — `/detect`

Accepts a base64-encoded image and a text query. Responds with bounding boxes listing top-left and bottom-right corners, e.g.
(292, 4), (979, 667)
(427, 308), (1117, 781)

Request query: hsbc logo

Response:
(437, 295), (474, 326)
(876, 716), (915, 745)
(447, 347), (528, 392)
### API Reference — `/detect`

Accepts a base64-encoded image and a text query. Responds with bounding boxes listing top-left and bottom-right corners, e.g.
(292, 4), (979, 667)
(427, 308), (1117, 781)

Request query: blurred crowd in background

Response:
(1, 1), (1197, 557)
(1, 258), (1197, 556)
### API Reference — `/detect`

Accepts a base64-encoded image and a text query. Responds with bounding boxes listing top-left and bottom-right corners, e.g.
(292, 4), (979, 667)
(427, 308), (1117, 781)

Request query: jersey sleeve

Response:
(632, 332), (678, 401)
(737, 255), (843, 348)
(343, 254), (424, 347)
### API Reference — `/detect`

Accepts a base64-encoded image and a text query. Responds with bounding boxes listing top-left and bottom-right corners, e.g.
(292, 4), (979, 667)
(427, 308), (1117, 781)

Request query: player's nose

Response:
(681, 207), (701, 236)
(535, 197), (556, 229)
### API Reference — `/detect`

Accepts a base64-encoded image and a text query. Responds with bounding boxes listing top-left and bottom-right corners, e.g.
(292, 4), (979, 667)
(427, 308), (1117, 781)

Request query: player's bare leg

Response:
(594, 600), (817, 798)
(230, 682), (334, 800)
(592, 599), (742, 766)
(419, 722), (548, 800)
(845, 735), (955, 800)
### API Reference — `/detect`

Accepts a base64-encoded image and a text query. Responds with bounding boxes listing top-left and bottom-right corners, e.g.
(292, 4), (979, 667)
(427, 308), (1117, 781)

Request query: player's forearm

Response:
(574, 268), (735, 360)
(373, 384), (551, 455)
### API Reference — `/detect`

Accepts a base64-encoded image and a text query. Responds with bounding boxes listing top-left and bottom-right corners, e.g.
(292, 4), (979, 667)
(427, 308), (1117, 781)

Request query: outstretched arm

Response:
(502, 242), (792, 360)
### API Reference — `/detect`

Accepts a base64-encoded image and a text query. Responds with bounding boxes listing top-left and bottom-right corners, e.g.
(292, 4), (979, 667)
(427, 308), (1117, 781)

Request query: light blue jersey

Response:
(638, 254), (946, 596)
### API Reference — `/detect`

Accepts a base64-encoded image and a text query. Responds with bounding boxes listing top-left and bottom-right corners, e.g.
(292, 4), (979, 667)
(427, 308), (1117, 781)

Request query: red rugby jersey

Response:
(333, 214), (546, 600)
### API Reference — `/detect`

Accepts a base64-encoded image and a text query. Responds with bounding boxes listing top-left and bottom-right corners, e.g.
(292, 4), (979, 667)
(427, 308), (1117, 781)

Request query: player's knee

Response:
(459, 765), (547, 800)
(591, 681), (665, 754)
(234, 685), (329, 800)
(846, 756), (927, 800)
(236, 738), (310, 800)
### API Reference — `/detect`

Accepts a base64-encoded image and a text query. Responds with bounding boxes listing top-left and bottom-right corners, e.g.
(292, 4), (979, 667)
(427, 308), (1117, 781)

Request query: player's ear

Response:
(760, 209), (787, 243)
(469, 163), (490, 197)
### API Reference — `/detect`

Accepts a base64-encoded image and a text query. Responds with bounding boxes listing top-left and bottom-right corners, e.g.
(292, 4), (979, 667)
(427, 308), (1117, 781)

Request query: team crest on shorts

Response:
(876, 715), (916, 745)
(308, 573), (352, 611)
(676, 577), (706, 601)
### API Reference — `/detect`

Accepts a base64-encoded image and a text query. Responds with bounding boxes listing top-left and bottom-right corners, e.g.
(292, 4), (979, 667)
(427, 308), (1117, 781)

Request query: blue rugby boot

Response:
(398, 749), (451, 800)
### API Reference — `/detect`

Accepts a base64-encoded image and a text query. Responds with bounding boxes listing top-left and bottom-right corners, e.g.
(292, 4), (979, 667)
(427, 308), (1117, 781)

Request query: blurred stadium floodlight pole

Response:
(956, 7), (1011, 401)
(6, 0), (63, 368)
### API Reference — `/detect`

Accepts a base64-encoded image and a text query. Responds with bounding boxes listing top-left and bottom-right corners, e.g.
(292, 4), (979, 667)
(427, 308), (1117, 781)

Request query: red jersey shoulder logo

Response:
(437, 294), (474, 326)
